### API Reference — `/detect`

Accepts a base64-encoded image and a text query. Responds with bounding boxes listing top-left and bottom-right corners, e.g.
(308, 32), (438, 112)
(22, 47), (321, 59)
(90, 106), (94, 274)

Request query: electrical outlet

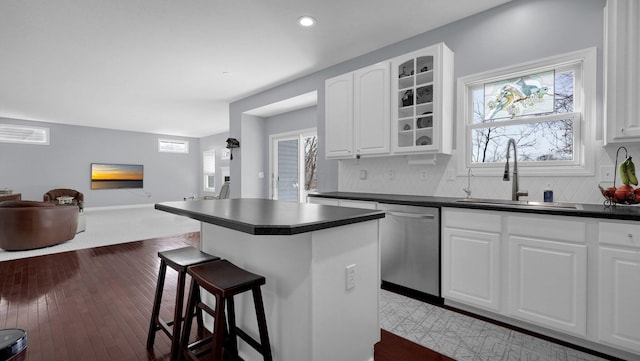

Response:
(447, 169), (456, 181)
(388, 170), (395, 181)
(345, 264), (356, 290)
(360, 170), (367, 180)
(600, 166), (614, 182)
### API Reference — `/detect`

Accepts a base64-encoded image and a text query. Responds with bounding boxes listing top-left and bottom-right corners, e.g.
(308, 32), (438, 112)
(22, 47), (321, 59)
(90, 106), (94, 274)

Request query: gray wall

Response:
(264, 106), (317, 136)
(0, 117), (200, 207)
(199, 131), (231, 197)
(229, 0), (605, 197)
(240, 114), (267, 198)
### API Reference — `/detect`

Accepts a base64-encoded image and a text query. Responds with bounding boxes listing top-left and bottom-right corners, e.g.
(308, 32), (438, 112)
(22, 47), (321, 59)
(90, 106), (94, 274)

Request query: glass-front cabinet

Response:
(391, 43), (453, 154)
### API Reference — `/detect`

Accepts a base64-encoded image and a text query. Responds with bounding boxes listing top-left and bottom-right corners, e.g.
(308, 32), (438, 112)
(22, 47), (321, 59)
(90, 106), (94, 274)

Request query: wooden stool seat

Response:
(181, 260), (272, 361)
(147, 246), (220, 361)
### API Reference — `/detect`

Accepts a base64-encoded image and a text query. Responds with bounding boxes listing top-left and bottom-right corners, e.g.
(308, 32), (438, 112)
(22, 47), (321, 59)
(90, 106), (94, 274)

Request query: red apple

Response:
(615, 185), (634, 203)
(605, 186), (617, 198)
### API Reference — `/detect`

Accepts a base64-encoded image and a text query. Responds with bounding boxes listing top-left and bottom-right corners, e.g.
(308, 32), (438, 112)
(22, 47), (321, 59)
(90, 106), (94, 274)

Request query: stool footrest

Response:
(159, 319), (174, 337)
(197, 301), (217, 319)
(236, 326), (266, 356)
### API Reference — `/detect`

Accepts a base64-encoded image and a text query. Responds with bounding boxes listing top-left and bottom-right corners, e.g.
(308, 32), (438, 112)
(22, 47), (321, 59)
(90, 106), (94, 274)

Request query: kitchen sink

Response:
(456, 198), (583, 210)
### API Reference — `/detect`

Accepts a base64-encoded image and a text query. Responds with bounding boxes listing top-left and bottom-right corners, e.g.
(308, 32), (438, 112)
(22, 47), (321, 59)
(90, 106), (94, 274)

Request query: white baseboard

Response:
(83, 203), (156, 212)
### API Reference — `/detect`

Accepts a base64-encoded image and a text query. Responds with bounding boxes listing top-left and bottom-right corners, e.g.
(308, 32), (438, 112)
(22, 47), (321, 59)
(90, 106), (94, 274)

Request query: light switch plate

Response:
(345, 264), (356, 290)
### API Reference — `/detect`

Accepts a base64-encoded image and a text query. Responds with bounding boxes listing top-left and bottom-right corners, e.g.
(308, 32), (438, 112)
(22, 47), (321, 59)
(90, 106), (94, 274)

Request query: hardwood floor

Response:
(0, 232), (450, 361)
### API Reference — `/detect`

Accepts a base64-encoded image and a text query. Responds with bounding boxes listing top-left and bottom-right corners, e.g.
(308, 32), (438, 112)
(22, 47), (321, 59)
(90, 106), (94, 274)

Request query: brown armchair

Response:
(0, 200), (79, 251)
(44, 188), (84, 211)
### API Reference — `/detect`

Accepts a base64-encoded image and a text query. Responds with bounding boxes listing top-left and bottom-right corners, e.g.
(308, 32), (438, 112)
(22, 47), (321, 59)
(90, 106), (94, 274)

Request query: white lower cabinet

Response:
(443, 209), (589, 336)
(507, 215), (588, 337)
(598, 221), (640, 354)
(442, 209), (501, 311)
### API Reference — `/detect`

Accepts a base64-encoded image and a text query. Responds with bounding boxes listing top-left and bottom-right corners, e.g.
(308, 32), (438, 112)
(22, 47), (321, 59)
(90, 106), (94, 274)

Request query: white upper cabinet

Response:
(325, 43), (454, 159)
(353, 62), (390, 156)
(325, 62), (390, 159)
(325, 73), (354, 158)
(391, 43), (454, 154)
(604, 0), (640, 143)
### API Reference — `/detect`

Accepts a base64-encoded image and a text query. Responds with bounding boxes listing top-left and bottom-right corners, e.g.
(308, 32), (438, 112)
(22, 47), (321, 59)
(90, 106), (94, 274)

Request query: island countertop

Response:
(155, 198), (385, 236)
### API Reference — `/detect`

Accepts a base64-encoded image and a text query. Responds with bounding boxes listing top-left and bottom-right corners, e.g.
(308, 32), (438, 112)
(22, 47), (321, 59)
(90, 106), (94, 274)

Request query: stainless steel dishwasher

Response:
(379, 203), (441, 302)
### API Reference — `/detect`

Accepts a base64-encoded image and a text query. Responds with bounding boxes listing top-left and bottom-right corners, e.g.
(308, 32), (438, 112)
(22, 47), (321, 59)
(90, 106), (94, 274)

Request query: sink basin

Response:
(456, 198), (583, 210)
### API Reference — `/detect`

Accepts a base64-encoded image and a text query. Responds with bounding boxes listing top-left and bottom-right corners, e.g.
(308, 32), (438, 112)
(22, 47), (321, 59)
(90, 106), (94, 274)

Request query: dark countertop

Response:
(155, 198), (385, 236)
(308, 192), (640, 222)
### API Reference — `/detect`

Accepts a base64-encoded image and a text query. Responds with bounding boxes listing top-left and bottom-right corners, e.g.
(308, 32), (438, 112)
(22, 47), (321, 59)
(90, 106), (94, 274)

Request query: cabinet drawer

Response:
(599, 221), (640, 248)
(339, 200), (377, 210)
(443, 208), (501, 233)
(508, 215), (586, 244)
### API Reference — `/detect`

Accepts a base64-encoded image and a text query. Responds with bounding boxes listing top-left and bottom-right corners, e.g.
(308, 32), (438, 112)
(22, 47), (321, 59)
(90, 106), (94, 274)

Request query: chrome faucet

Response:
(503, 138), (528, 201)
(463, 168), (472, 198)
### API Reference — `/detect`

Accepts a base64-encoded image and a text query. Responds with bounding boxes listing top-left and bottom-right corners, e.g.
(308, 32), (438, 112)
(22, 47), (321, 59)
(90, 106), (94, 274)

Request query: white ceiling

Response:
(0, 0), (510, 138)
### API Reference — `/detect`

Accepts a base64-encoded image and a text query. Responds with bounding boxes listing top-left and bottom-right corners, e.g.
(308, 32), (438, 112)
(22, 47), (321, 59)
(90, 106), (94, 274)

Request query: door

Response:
(271, 130), (318, 202)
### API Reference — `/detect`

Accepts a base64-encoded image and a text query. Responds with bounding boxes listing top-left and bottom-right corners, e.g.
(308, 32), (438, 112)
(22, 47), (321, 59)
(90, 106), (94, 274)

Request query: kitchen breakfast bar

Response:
(155, 199), (385, 361)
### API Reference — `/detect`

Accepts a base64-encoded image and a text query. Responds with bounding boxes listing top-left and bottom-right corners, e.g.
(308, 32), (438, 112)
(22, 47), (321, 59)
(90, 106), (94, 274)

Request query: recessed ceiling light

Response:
(222, 71), (232, 76)
(297, 16), (316, 27)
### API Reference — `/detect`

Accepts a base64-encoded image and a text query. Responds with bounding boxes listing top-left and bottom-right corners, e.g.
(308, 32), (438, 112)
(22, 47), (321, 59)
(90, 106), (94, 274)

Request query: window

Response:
(0, 124), (49, 145)
(457, 48), (596, 176)
(203, 150), (216, 192)
(158, 139), (189, 153)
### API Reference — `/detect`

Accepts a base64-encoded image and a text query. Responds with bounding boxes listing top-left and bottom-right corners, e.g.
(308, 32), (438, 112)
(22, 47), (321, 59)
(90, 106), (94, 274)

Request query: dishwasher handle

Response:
(386, 211), (436, 219)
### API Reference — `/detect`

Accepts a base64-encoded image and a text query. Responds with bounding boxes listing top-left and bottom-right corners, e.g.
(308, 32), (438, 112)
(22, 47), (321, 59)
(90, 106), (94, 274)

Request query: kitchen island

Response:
(155, 199), (385, 361)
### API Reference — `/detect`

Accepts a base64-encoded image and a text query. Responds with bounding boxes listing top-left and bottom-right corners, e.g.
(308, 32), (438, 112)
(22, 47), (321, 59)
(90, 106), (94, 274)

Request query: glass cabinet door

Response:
(392, 42), (453, 155)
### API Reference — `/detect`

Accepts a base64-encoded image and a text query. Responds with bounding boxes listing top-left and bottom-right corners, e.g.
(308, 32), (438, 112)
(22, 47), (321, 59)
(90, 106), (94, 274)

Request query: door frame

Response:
(269, 128), (317, 202)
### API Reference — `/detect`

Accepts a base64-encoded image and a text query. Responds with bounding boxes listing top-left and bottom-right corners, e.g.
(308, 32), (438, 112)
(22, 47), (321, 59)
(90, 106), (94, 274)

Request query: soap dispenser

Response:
(544, 183), (553, 202)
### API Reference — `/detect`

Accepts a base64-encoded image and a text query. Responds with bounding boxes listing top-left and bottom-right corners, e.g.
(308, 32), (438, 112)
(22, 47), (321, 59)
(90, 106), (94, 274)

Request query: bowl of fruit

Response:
(599, 147), (640, 206)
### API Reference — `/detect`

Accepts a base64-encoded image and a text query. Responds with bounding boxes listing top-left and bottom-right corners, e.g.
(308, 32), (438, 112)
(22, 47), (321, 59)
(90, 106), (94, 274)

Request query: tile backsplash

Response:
(338, 143), (640, 205)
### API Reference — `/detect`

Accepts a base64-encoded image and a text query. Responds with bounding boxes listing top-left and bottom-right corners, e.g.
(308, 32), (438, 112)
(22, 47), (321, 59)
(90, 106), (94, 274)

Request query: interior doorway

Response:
(270, 129), (317, 202)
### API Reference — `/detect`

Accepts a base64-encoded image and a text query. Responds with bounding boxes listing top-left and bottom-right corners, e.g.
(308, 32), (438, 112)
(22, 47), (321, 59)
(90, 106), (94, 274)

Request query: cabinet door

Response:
(598, 246), (640, 353)
(508, 236), (587, 336)
(325, 73), (354, 158)
(442, 227), (501, 311)
(354, 62), (390, 156)
(604, 0), (640, 143)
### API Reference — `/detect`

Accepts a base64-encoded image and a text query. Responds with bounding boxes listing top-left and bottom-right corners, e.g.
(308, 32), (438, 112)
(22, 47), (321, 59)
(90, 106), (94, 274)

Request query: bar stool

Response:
(147, 246), (220, 361)
(180, 260), (272, 361)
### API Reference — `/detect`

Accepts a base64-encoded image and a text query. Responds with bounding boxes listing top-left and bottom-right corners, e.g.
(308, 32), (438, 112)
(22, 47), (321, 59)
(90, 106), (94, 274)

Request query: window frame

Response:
(456, 47), (597, 177)
(203, 150), (216, 192)
(158, 138), (189, 154)
(0, 124), (50, 145)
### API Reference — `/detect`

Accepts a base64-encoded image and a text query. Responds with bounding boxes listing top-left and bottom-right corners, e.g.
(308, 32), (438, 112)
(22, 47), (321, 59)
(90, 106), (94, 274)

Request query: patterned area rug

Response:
(380, 290), (608, 361)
